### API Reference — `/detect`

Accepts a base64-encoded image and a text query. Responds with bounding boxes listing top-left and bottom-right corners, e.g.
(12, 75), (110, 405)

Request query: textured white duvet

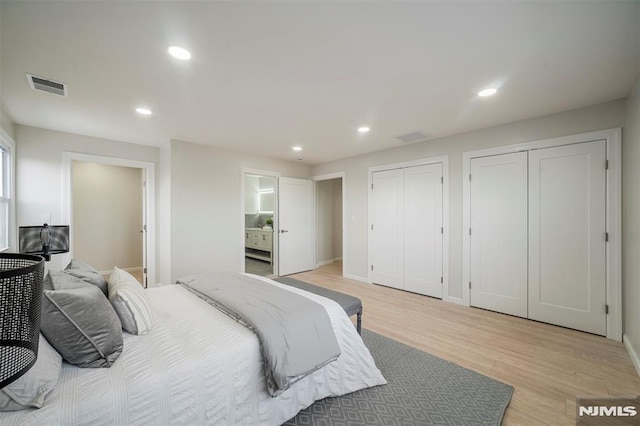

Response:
(0, 277), (386, 425)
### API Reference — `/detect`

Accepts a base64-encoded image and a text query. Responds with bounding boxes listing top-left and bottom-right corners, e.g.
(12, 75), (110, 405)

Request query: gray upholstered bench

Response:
(275, 277), (363, 334)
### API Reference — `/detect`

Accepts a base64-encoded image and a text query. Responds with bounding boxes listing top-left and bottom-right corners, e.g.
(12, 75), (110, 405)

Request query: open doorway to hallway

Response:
(315, 176), (343, 275)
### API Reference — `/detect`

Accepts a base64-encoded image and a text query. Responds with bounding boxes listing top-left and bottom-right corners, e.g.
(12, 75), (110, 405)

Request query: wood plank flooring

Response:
(291, 261), (640, 425)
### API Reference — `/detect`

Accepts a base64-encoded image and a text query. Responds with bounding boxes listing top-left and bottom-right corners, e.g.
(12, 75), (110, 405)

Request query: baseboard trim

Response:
(444, 296), (465, 305)
(623, 334), (640, 378)
(344, 274), (369, 284)
(316, 259), (334, 268)
(100, 266), (143, 276)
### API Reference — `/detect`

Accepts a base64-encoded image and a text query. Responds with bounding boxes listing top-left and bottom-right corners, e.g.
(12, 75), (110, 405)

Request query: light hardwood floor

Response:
(291, 261), (640, 425)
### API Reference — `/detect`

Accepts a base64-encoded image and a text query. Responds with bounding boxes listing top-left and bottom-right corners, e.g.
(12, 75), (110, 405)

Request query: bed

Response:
(0, 273), (386, 425)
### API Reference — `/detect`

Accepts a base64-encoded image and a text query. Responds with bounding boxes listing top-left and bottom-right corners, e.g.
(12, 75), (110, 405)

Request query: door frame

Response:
(240, 168), (280, 276)
(312, 172), (346, 277)
(62, 152), (156, 287)
(462, 127), (622, 341)
(367, 155), (450, 299)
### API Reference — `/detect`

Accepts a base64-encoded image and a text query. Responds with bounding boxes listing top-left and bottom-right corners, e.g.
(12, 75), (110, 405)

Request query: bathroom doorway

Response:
(243, 172), (277, 277)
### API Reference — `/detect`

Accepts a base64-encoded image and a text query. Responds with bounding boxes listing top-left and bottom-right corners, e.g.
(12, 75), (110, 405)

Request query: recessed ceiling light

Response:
(168, 46), (191, 60)
(292, 146), (303, 151)
(478, 88), (497, 97)
(358, 127), (370, 133)
(135, 107), (152, 115)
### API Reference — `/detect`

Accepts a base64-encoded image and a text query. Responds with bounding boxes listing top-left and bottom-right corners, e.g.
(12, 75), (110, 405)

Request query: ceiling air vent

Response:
(26, 74), (68, 97)
(396, 130), (431, 143)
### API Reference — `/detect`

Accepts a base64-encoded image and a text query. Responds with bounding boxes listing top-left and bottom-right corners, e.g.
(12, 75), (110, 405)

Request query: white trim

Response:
(0, 128), (16, 252)
(241, 168), (280, 276)
(99, 266), (143, 276)
(445, 296), (465, 305)
(344, 273), (369, 284)
(316, 259), (335, 268)
(462, 128), (622, 341)
(62, 152), (156, 287)
(311, 171), (346, 278)
(367, 156), (450, 301)
(624, 335), (640, 378)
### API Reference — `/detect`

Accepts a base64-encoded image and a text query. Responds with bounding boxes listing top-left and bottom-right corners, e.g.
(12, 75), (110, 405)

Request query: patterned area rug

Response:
(284, 329), (513, 426)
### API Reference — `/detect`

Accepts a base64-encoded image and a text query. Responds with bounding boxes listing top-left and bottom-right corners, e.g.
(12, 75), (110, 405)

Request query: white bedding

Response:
(0, 277), (386, 425)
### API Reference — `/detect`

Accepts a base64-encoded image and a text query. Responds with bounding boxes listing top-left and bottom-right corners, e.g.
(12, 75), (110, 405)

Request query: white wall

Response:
(316, 179), (335, 264)
(623, 74), (640, 369)
(72, 161), (143, 271)
(311, 99), (626, 297)
(332, 179), (343, 259)
(15, 125), (159, 272)
(0, 109), (14, 140)
(158, 142), (171, 284)
(169, 139), (310, 282)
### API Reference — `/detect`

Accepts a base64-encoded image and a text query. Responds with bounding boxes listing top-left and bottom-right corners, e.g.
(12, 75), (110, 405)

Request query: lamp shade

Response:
(0, 253), (45, 388)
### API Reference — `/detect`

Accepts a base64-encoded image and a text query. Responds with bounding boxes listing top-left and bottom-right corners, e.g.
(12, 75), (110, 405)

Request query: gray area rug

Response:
(284, 329), (513, 426)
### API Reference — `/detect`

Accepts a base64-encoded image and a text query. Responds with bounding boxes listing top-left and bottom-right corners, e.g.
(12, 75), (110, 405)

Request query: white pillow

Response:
(0, 335), (62, 411)
(108, 267), (153, 335)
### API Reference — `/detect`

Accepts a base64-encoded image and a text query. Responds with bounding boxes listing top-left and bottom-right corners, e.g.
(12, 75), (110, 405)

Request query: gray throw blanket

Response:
(177, 273), (341, 396)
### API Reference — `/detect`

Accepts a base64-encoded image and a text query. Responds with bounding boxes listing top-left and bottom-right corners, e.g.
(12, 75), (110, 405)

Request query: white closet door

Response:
(470, 152), (528, 317)
(371, 169), (404, 289)
(403, 164), (443, 297)
(278, 177), (314, 276)
(528, 141), (606, 335)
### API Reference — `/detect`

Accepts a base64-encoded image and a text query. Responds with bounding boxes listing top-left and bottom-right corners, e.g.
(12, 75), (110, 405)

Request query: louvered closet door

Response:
(403, 164), (443, 298)
(528, 141), (606, 335)
(470, 152), (528, 317)
(371, 169), (404, 289)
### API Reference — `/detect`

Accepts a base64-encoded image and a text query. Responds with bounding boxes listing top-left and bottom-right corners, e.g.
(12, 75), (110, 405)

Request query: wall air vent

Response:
(26, 74), (68, 97)
(396, 130), (431, 143)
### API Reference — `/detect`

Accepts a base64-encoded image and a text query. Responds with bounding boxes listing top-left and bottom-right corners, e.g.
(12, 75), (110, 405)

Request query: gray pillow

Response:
(46, 270), (92, 291)
(41, 285), (123, 368)
(0, 334), (62, 411)
(63, 259), (108, 296)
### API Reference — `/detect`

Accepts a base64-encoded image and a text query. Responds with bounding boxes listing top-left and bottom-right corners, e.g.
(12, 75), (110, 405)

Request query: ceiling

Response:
(1, 1), (639, 164)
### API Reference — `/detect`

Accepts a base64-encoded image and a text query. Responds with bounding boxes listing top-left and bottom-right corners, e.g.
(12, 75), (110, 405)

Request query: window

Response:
(0, 135), (13, 252)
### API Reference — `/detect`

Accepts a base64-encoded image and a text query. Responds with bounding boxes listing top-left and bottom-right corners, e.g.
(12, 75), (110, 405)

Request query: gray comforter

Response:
(177, 273), (341, 396)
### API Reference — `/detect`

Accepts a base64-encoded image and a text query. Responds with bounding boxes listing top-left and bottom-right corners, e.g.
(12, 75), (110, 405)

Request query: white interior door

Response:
(403, 164), (443, 297)
(528, 141), (606, 335)
(371, 169), (404, 289)
(278, 177), (314, 276)
(470, 152), (528, 317)
(142, 176), (147, 288)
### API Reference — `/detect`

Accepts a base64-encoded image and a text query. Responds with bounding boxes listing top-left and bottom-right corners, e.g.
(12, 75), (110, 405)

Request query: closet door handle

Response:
(280, 229), (289, 233)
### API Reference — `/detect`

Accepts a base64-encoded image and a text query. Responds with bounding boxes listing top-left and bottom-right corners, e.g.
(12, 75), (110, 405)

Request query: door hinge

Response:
(469, 228), (472, 236)
(441, 176), (443, 184)
(371, 265), (373, 271)
(605, 160), (609, 170)
(605, 232), (609, 242)
(143, 268), (147, 273)
(469, 281), (471, 289)
(371, 224), (374, 230)
(440, 276), (443, 284)
(469, 174), (472, 181)
(143, 224), (147, 231)
(441, 227), (444, 234)
(606, 304), (609, 314)
(371, 183), (373, 190)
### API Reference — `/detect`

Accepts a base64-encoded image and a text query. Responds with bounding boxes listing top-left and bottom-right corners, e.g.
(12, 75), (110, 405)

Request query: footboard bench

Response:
(275, 277), (363, 334)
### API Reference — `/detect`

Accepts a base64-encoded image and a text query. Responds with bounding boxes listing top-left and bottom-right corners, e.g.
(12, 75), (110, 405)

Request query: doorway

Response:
(71, 161), (145, 284)
(315, 177), (343, 271)
(313, 172), (346, 277)
(63, 152), (156, 287)
(244, 173), (277, 277)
